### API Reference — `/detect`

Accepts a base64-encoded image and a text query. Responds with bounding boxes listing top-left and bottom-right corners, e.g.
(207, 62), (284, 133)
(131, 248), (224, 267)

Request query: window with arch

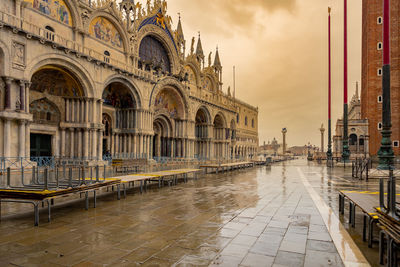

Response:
(104, 51), (110, 63)
(30, 98), (61, 125)
(139, 36), (171, 73)
(245, 116), (248, 126)
(45, 25), (55, 41)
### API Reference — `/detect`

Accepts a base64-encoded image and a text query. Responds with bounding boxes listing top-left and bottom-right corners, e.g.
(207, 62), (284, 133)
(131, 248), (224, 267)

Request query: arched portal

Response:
(213, 113), (227, 159)
(152, 87), (186, 160)
(29, 65), (93, 161)
(195, 107), (210, 160)
(230, 119), (236, 159)
(102, 82), (138, 158)
(153, 115), (173, 158)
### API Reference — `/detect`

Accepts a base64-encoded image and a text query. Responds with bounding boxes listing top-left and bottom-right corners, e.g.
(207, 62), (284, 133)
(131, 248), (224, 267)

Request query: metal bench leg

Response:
(388, 237), (392, 267)
(379, 230), (385, 265)
(363, 215), (367, 242)
(124, 184), (127, 198)
(117, 185), (121, 200)
(85, 191), (89, 210)
(368, 218), (374, 248)
(47, 200), (51, 223)
(94, 190), (97, 208)
(34, 203), (39, 226)
(349, 202), (353, 225)
(352, 204), (356, 228)
(140, 181), (143, 194)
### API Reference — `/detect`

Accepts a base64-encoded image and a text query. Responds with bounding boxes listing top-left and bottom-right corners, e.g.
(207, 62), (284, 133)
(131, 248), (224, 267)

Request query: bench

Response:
(339, 190), (380, 247)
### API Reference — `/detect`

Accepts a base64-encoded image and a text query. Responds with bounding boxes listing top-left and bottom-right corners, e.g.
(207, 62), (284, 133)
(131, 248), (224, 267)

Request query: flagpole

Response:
(327, 7), (333, 165)
(378, 0), (394, 170)
(342, 0), (350, 162)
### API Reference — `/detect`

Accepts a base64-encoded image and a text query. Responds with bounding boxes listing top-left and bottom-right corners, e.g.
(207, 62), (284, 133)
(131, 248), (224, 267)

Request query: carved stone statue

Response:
(208, 52), (212, 67)
(228, 86), (231, 96)
(190, 37), (195, 55)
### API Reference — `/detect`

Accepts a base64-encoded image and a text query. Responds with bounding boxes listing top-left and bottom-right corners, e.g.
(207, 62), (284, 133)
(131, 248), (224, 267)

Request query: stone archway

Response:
(213, 113), (227, 159)
(153, 115), (173, 159)
(29, 65), (99, 161)
(195, 107), (211, 160)
(102, 82), (138, 159)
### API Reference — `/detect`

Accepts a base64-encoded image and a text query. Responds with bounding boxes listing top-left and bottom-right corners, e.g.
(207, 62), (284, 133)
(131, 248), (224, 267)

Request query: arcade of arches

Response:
(0, 0), (259, 164)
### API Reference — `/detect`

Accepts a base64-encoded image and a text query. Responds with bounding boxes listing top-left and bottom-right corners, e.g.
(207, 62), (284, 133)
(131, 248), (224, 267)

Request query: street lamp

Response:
(342, 0), (350, 162)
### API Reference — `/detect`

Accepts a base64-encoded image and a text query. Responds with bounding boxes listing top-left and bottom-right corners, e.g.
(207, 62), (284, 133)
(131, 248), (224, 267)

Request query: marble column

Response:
(97, 130), (102, 160)
(83, 129), (89, 159)
(60, 128), (66, 157)
(92, 130), (98, 159)
(25, 122), (30, 158)
(84, 100), (89, 123)
(128, 134), (132, 157)
(133, 135), (137, 158)
(4, 77), (12, 110)
(25, 82), (31, 113)
(17, 120), (25, 158)
(77, 129), (82, 159)
(139, 135), (143, 158)
(70, 128), (75, 158)
(19, 81), (25, 111)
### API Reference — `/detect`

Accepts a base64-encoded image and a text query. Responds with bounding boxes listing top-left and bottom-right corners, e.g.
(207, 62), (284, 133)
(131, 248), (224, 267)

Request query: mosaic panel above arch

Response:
(202, 76), (213, 91)
(26, 0), (72, 25)
(89, 17), (123, 49)
(154, 88), (184, 119)
(30, 66), (84, 97)
(102, 83), (135, 109)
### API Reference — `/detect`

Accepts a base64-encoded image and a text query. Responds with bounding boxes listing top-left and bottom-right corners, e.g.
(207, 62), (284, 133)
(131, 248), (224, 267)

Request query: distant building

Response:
(334, 86), (369, 157)
(361, 0), (400, 156)
(259, 139), (281, 156)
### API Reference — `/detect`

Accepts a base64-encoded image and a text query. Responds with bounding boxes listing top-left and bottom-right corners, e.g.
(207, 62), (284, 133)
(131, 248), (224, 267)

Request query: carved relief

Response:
(12, 41), (25, 70)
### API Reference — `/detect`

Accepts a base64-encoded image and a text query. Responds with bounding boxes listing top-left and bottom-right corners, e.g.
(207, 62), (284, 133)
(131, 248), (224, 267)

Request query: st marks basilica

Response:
(0, 0), (259, 164)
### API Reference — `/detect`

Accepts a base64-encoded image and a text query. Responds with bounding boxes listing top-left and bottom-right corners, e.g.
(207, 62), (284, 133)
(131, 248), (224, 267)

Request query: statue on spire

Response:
(208, 52), (212, 67)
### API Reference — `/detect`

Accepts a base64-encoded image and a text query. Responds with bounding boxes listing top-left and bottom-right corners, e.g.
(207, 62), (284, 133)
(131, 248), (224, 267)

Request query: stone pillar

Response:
(92, 99), (97, 123)
(139, 135), (143, 158)
(19, 80), (25, 111)
(92, 130), (98, 159)
(83, 129), (89, 159)
(18, 120), (25, 158)
(70, 128), (75, 158)
(77, 129), (82, 159)
(85, 100), (89, 123)
(60, 128), (66, 157)
(97, 130), (102, 160)
(25, 122), (30, 158)
(133, 135), (137, 158)
(319, 124), (325, 153)
(147, 136), (151, 159)
(25, 82), (31, 113)
(4, 77), (12, 110)
(128, 134), (132, 157)
(71, 100), (75, 122)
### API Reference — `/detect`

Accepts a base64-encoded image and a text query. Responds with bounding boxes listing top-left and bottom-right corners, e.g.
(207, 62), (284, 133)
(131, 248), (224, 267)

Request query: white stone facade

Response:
(0, 0), (259, 163)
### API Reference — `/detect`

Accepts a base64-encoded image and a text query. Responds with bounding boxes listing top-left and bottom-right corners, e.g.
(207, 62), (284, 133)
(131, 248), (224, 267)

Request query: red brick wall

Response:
(361, 0), (400, 156)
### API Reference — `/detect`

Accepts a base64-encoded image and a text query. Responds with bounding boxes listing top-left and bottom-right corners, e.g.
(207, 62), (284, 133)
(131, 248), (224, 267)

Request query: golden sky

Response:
(140, 0), (362, 147)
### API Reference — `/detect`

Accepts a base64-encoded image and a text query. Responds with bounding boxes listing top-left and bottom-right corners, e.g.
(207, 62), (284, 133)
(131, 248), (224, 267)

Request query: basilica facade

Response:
(0, 0), (259, 164)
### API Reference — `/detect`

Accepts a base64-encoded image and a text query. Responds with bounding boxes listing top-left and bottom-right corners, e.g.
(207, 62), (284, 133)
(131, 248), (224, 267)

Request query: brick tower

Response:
(361, 0), (400, 156)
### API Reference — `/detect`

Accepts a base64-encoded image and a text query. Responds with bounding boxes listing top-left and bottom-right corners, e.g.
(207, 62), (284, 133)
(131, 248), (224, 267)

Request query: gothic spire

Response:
(213, 46), (222, 69)
(196, 33), (204, 60)
(176, 14), (184, 43)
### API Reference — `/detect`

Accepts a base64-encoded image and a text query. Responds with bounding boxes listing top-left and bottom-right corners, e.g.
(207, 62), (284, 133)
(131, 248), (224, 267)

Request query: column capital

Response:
(3, 76), (13, 85)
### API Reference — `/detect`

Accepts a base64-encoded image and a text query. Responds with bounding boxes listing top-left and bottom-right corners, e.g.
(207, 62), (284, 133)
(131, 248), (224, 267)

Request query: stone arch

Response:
(27, 54), (95, 97)
(85, 11), (129, 52)
(153, 113), (174, 158)
(184, 62), (201, 88)
(0, 40), (10, 76)
(60, 0), (83, 29)
(213, 112), (227, 129)
(149, 77), (189, 119)
(103, 75), (142, 108)
(203, 73), (218, 92)
(137, 24), (180, 74)
(195, 106), (211, 124)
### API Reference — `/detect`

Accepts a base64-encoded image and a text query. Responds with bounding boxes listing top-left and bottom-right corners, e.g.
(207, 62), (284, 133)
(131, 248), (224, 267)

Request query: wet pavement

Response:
(0, 159), (380, 266)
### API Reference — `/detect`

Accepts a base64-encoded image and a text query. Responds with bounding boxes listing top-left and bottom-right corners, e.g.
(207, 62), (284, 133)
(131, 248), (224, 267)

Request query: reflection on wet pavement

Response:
(0, 160), (377, 266)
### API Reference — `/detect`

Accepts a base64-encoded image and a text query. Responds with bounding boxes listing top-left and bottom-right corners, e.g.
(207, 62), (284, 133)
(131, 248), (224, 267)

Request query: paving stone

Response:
(306, 240), (337, 253)
(240, 253), (274, 267)
(274, 251), (305, 266)
(304, 250), (344, 267)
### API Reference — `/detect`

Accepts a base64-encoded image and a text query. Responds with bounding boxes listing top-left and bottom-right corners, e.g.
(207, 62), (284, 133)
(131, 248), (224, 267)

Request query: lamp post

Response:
(342, 0), (350, 162)
(327, 7), (333, 164)
(378, 0), (394, 170)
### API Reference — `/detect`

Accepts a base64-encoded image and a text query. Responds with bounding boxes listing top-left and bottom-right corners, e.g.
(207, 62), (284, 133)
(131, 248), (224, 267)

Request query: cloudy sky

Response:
(140, 0), (362, 147)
